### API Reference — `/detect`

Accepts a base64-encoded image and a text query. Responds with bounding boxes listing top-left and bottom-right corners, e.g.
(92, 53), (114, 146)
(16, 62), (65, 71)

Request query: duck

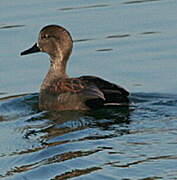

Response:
(21, 25), (129, 111)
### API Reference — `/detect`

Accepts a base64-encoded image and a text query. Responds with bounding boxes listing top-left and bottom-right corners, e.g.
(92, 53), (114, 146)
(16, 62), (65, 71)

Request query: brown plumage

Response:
(21, 25), (129, 111)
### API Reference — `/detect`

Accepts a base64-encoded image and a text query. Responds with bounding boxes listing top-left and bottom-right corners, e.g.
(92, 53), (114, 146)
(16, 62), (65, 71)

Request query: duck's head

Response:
(21, 25), (73, 62)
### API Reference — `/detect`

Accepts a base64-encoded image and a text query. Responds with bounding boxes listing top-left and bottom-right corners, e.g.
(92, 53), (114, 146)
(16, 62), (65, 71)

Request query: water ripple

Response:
(2, 149), (102, 178)
(107, 155), (177, 168)
(107, 34), (130, 39)
(74, 38), (95, 43)
(0, 93), (177, 179)
(0, 24), (25, 30)
(53, 166), (101, 180)
(58, 4), (110, 11)
(124, 0), (161, 5)
(96, 48), (113, 52)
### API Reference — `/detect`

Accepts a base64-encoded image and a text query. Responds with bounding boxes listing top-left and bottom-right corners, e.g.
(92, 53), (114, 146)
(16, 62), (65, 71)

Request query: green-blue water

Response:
(1, 0), (177, 179)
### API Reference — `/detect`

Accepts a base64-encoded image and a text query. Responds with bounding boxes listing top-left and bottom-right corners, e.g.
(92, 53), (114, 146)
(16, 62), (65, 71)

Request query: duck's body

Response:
(21, 25), (129, 111)
(39, 75), (129, 111)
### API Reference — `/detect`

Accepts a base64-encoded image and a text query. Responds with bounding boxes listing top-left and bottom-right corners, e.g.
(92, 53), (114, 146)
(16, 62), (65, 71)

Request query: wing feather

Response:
(46, 78), (105, 101)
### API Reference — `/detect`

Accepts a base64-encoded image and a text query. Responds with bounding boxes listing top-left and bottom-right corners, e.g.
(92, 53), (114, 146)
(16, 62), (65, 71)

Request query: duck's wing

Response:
(49, 78), (104, 98)
(47, 78), (106, 109)
(44, 76), (129, 110)
(79, 76), (129, 105)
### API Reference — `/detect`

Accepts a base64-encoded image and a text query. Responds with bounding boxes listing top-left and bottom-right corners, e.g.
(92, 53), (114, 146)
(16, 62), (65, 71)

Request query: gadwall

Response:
(21, 25), (129, 111)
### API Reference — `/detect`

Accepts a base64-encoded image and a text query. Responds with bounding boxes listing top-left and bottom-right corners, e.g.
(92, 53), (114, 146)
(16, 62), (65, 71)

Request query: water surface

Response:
(0, 0), (177, 179)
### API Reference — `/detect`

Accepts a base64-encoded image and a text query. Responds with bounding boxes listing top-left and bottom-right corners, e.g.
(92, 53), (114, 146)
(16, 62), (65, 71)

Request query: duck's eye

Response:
(42, 34), (49, 39)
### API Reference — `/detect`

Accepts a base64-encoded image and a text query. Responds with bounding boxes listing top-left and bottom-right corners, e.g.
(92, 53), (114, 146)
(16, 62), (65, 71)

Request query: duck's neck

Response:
(41, 56), (68, 89)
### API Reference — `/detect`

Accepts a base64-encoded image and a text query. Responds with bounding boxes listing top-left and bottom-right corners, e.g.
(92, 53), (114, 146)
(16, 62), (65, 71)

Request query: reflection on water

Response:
(58, 0), (161, 12)
(96, 48), (113, 52)
(59, 4), (109, 11)
(106, 34), (130, 39)
(0, 24), (25, 30)
(0, 92), (177, 179)
(73, 38), (95, 43)
(140, 31), (161, 35)
(124, 0), (160, 4)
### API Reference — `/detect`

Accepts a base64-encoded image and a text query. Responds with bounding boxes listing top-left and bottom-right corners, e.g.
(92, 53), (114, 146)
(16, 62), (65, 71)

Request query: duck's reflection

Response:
(25, 106), (131, 143)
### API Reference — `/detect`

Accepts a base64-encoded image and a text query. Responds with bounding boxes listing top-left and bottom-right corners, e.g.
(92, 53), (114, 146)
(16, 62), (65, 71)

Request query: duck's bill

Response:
(20, 43), (40, 56)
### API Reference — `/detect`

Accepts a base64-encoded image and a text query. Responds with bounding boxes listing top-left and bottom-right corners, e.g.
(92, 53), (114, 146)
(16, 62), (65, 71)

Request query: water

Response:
(1, 0), (177, 179)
